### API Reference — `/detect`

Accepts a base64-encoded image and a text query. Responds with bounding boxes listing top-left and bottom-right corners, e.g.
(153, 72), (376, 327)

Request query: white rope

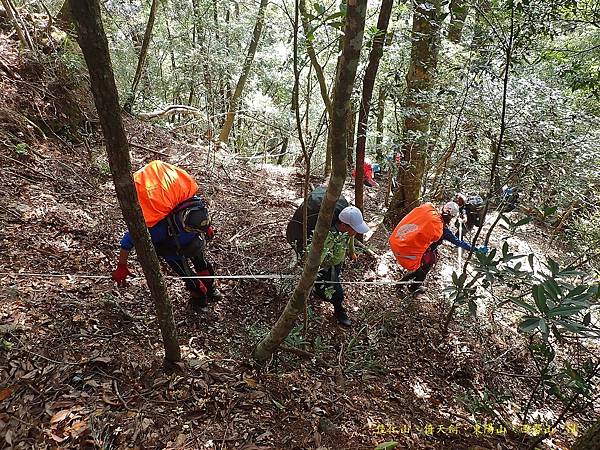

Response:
(0, 272), (422, 285)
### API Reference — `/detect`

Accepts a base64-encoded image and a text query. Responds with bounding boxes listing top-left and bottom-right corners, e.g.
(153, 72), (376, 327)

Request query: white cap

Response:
(442, 201), (460, 217)
(339, 206), (370, 234)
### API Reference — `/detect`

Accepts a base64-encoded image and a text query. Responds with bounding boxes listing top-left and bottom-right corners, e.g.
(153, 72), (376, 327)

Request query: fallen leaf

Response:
(50, 409), (71, 424)
(0, 386), (16, 401)
(244, 377), (258, 388)
(5, 430), (12, 446)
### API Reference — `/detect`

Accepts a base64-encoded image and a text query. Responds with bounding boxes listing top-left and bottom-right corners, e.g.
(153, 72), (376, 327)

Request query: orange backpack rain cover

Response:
(388, 203), (444, 271)
(134, 160), (199, 227)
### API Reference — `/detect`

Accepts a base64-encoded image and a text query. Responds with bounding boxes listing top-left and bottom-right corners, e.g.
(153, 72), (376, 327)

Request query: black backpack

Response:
(286, 186), (349, 252)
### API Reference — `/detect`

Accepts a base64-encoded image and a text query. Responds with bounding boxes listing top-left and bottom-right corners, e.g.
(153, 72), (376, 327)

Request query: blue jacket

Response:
(120, 215), (198, 262)
(428, 227), (473, 252)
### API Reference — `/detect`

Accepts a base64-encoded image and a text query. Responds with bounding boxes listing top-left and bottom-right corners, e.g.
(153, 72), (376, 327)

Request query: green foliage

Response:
(14, 142), (28, 155)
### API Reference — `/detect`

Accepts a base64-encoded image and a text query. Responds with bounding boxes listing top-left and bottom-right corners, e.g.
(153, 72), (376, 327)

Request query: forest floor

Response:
(0, 33), (591, 450)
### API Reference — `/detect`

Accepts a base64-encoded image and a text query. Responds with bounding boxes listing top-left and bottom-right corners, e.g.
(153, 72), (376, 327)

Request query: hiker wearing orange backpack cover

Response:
(389, 202), (488, 293)
(111, 161), (221, 313)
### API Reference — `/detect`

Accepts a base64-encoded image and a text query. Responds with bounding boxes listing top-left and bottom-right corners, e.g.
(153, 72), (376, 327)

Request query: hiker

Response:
(352, 160), (378, 187)
(111, 161), (221, 312)
(389, 201), (488, 293)
(501, 185), (519, 212)
(286, 186), (370, 326)
(454, 193), (485, 236)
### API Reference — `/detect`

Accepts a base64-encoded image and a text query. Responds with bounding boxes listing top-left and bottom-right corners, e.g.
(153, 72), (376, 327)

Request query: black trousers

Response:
(314, 264), (344, 309)
(400, 263), (433, 291)
(165, 256), (215, 294)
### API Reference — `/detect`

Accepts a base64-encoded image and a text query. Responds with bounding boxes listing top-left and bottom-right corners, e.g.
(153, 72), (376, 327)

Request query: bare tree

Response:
(69, 0), (181, 365)
(218, 0), (268, 144)
(253, 0), (368, 362)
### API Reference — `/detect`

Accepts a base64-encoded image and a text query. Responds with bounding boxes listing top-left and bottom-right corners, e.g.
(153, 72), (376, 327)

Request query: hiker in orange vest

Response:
(111, 161), (221, 313)
(389, 202), (488, 293)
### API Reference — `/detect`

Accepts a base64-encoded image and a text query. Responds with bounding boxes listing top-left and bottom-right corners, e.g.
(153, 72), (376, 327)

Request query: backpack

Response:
(286, 186), (349, 251)
(134, 160), (199, 227)
(388, 203), (444, 271)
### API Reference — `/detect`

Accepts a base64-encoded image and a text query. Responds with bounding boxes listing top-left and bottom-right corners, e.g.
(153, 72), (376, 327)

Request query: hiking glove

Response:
(476, 246), (489, 255)
(205, 226), (215, 241)
(112, 263), (132, 286)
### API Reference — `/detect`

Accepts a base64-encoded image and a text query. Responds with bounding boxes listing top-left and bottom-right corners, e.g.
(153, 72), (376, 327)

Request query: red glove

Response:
(205, 226), (215, 241)
(112, 263), (132, 287)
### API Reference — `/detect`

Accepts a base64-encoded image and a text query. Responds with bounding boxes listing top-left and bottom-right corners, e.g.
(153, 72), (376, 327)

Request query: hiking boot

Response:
(411, 286), (426, 294)
(189, 297), (209, 313)
(334, 307), (352, 327)
(208, 287), (222, 302)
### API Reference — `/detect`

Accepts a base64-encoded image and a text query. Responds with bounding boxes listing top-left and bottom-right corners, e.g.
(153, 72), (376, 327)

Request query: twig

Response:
(0, 154), (55, 181)
(280, 345), (332, 367)
(129, 141), (170, 157)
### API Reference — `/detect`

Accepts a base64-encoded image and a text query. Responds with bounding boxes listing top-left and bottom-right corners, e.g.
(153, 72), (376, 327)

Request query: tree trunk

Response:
(385, 0), (441, 226)
(448, 0), (469, 44)
(69, 0), (181, 364)
(375, 86), (386, 161)
(123, 0), (160, 113)
(55, 0), (72, 28)
(253, 0), (367, 363)
(571, 419), (600, 450)
(218, 0), (268, 144)
(299, 0), (332, 118)
(355, 0), (393, 213)
(1, 0), (32, 51)
(346, 105), (356, 169)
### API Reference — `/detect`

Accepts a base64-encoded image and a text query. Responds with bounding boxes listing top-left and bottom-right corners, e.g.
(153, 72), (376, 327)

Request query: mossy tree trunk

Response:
(386, 0), (441, 226)
(253, 0), (368, 363)
(69, 0), (180, 364)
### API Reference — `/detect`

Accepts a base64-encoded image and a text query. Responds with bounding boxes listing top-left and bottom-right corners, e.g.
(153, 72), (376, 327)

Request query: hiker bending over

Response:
(111, 161), (221, 312)
(286, 187), (370, 326)
(454, 193), (485, 236)
(390, 201), (488, 294)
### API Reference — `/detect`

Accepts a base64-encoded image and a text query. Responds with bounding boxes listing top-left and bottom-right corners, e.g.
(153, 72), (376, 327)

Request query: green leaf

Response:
(546, 258), (560, 276)
(533, 285), (548, 313)
(543, 206), (558, 217)
(547, 306), (585, 318)
(519, 317), (541, 333)
(468, 299), (477, 314)
(313, 2), (325, 14)
(510, 297), (537, 313)
(583, 312), (591, 326)
(375, 443), (399, 450)
(272, 399), (285, 410)
(528, 253), (535, 270)
(502, 242), (509, 258)
(543, 279), (561, 302)
(514, 217), (532, 227)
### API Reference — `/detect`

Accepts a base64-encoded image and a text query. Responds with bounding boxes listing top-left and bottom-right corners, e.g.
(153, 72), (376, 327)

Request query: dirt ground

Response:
(0, 33), (590, 450)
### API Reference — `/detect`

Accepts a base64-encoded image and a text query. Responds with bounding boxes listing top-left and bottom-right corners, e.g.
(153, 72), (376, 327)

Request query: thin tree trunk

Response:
(448, 0), (469, 43)
(69, 0), (181, 364)
(1, 0), (32, 51)
(385, 0), (441, 226)
(355, 0), (393, 213)
(124, 0), (159, 113)
(253, 0), (367, 363)
(375, 86), (386, 161)
(218, 0), (268, 144)
(299, 0), (332, 117)
(346, 105), (356, 169)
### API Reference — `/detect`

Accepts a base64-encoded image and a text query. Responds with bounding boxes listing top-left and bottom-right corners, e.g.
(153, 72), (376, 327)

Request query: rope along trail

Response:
(0, 272), (423, 285)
